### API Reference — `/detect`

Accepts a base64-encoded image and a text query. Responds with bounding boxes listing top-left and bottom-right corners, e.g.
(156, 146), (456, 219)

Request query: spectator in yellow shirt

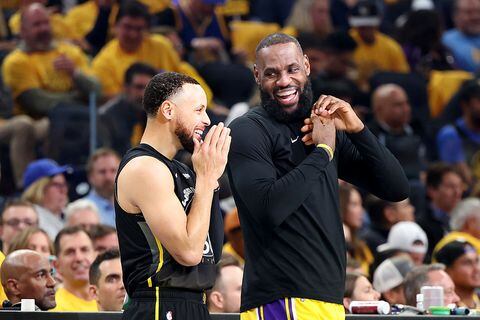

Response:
(348, 0), (410, 92)
(51, 226), (98, 311)
(2, 3), (100, 118)
(92, 0), (211, 101)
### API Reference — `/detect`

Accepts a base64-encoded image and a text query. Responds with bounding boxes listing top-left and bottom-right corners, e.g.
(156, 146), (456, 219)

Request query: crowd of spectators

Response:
(0, 0), (480, 315)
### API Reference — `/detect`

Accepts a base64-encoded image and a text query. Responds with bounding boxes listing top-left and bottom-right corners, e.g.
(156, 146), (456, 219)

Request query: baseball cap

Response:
(433, 239), (477, 267)
(377, 221), (428, 254)
(348, 0), (381, 27)
(23, 159), (72, 190)
(373, 255), (414, 293)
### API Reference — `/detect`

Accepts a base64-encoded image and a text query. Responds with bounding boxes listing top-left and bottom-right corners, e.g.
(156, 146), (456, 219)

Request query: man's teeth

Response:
(195, 130), (203, 136)
(276, 89), (297, 97)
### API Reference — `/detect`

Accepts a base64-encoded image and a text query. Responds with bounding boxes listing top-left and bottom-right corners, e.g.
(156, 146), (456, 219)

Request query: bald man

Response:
(0, 249), (56, 310)
(368, 84), (427, 181)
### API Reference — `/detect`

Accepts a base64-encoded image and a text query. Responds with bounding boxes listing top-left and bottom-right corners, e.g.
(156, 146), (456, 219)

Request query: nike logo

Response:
(291, 136), (299, 143)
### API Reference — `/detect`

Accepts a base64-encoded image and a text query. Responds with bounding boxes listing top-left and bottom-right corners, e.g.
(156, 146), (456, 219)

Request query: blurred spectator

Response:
(207, 254), (243, 313)
(88, 224), (118, 254)
(433, 198), (480, 253)
(21, 159), (71, 240)
(398, 9), (455, 76)
(0, 249), (56, 310)
(65, 199), (100, 232)
(89, 249), (125, 311)
(99, 64), (156, 156)
(82, 149), (120, 227)
(340, 184), (373, 274)
(434, 239), (480, 308)
(92, 0), (211, 101)
(8, 0), (73, 41)
(418, 163), (464, 258)
(285, 0), (333, 38)
(442, 0), (480, 72)
(403, 263), (460, 307)
(52, 226), (97, 311)
(250, 0), (295, 27)
(63, 0), (117, 54)
(369, 84), (427, 181)
(377, 221), (428, 265)
(373, 255), (414, 305)
(222, 208), (244, 265)
(348, 0), (410, 92)
(343, 272), (380, 312)
(0, 200), (38, 254)
(362, 195), (414, 254)
(437, 80), (480, 183)
(8, 227), (53, 258)
(2, 3), (100, 118)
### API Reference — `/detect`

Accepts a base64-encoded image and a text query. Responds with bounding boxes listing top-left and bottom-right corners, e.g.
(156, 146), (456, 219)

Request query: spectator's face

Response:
(326, 51), (354, 78)
(189, 0), (216, 16)
(92, 258), (125, 311)
(55, 231), (96, 284)
(344, 189), (364, 231)
(428, 269), (460, 306)
(17, 254), (56, 310)
(391, 199), (414, 223)
(429, 172), (463, 213)
(67, 209), (100, 232)
(21, 5), (52, 51)
(42, 174), (68, 215)
(447, 251), (480, 290)
(464, 214), (480, 239)
(88, 154), (120, 200)
(356, 26), (376, 44)
(0, 206), (38, 247)
(254, 42), (312, 122)
(304, 48), (325, 77)
(94, 233), (119, 254)
(116, 16), (148, 53)
(464, 97), (480, 128)
(311, 0), (332, 35)
(125, 73), (153, 107)
(454, 0), (480, 35)
(351, 275), (381, 301)
(383, 88), (411, 129)
(171, 84), (210, 153)
(27, 231), (52, 258)
(218, 265), (243, 313)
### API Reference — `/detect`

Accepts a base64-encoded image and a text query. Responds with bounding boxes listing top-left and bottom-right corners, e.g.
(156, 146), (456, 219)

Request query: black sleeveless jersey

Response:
(114, 143), (223, 296)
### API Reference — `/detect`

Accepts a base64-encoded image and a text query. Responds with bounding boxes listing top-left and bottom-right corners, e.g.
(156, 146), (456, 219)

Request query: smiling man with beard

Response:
(227, 33), (409, 319)
(115, 72), (231, 320)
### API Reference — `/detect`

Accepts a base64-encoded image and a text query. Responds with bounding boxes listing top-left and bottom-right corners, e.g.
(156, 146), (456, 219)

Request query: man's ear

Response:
(209, 290), (224, 310)
(6, 279), (20, 296)
(304, 54), (311, 77)
(89, 285), (98, 301)
(343, 297), (351, 311)
(253, 64), (260, 85)
(160, 101), (175, 120)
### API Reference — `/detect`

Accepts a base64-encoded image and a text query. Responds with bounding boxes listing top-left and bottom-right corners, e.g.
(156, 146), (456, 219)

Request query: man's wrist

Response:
(316, 143), (334, 161)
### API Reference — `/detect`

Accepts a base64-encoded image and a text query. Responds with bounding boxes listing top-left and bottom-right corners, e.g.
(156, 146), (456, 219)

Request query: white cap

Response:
(373, 255), (414, 293)
(411, 0), (434, 10)
(377, 221), (428, 254)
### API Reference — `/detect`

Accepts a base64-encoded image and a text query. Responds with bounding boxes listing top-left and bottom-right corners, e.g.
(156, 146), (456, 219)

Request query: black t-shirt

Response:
(115, 144), (223, 296)
(227, 107), (409, 311)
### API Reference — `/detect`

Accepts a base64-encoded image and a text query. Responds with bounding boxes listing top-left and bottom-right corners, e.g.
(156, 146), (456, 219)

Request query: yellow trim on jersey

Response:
(285, 298), (292, 320)
(147, 236), (164, 287)
(155, 286), (160, 320)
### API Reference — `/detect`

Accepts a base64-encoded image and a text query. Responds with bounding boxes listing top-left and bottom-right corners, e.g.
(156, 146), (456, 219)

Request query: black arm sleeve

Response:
(227, 117), (331, 230)
(337, 127), (410, 201)
(209, 190), (223, 263)
(85, 6), (111, 56)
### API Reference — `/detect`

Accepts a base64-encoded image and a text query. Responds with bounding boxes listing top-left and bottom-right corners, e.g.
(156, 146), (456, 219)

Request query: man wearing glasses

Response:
(0, 200), (38, 254)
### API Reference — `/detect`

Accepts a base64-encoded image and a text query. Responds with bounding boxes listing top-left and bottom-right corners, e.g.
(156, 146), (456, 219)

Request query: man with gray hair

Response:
(433, 198), (480, 255)
(403, 263), (460, 307)
(65, 199), (100, 232)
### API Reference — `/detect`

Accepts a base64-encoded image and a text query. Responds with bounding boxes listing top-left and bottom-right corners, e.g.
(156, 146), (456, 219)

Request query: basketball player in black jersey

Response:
(115, 72), (231, 320)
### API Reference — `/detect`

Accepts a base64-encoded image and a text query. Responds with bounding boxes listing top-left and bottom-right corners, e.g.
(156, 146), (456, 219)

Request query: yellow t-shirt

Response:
(0, 251), (7, 306)
(138, 0), (171, 14)
(350, 29), (410, 91)
(51, 287), (97, 312)
(92, 34), (212, 102)
(63, 0), (118, 41)
(9, 11), (73, 40)
(222, 242), (245, 266)
(2, 42), (93, 99)
(432, 231), (480, 258)
(428, 70), (473, 118)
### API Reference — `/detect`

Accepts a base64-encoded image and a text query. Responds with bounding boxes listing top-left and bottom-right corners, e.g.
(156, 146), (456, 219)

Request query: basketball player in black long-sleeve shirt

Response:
(115, 72), (231, 320)
(227, 33), (409, 319)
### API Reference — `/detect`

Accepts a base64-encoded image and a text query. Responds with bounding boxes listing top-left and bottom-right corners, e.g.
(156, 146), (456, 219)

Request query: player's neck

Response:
(141, 121), (179, 160)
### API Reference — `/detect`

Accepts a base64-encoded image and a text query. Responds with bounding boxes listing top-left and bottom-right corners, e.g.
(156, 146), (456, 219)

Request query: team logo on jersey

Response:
(182, 173), (191, 179)
(166, 310), (173, 320)
(181, 187), (195, 207)
(202, 234), (215, 264)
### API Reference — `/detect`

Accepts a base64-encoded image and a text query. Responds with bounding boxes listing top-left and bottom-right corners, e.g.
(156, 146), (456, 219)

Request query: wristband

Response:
(316, 143), (334, 161)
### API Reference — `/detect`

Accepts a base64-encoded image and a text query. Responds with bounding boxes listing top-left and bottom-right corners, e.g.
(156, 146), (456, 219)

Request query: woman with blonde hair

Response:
(8, 226), (54, 258)
(286, 0), (333, 38)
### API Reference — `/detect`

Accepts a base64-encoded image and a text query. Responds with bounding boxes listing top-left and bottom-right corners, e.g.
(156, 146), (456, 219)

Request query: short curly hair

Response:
(143, 72), (200, 117)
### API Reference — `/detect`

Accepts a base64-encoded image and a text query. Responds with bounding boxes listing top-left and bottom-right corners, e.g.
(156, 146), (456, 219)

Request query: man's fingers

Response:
(216, 127), (230, 150)
(203, 124), (217, 145)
